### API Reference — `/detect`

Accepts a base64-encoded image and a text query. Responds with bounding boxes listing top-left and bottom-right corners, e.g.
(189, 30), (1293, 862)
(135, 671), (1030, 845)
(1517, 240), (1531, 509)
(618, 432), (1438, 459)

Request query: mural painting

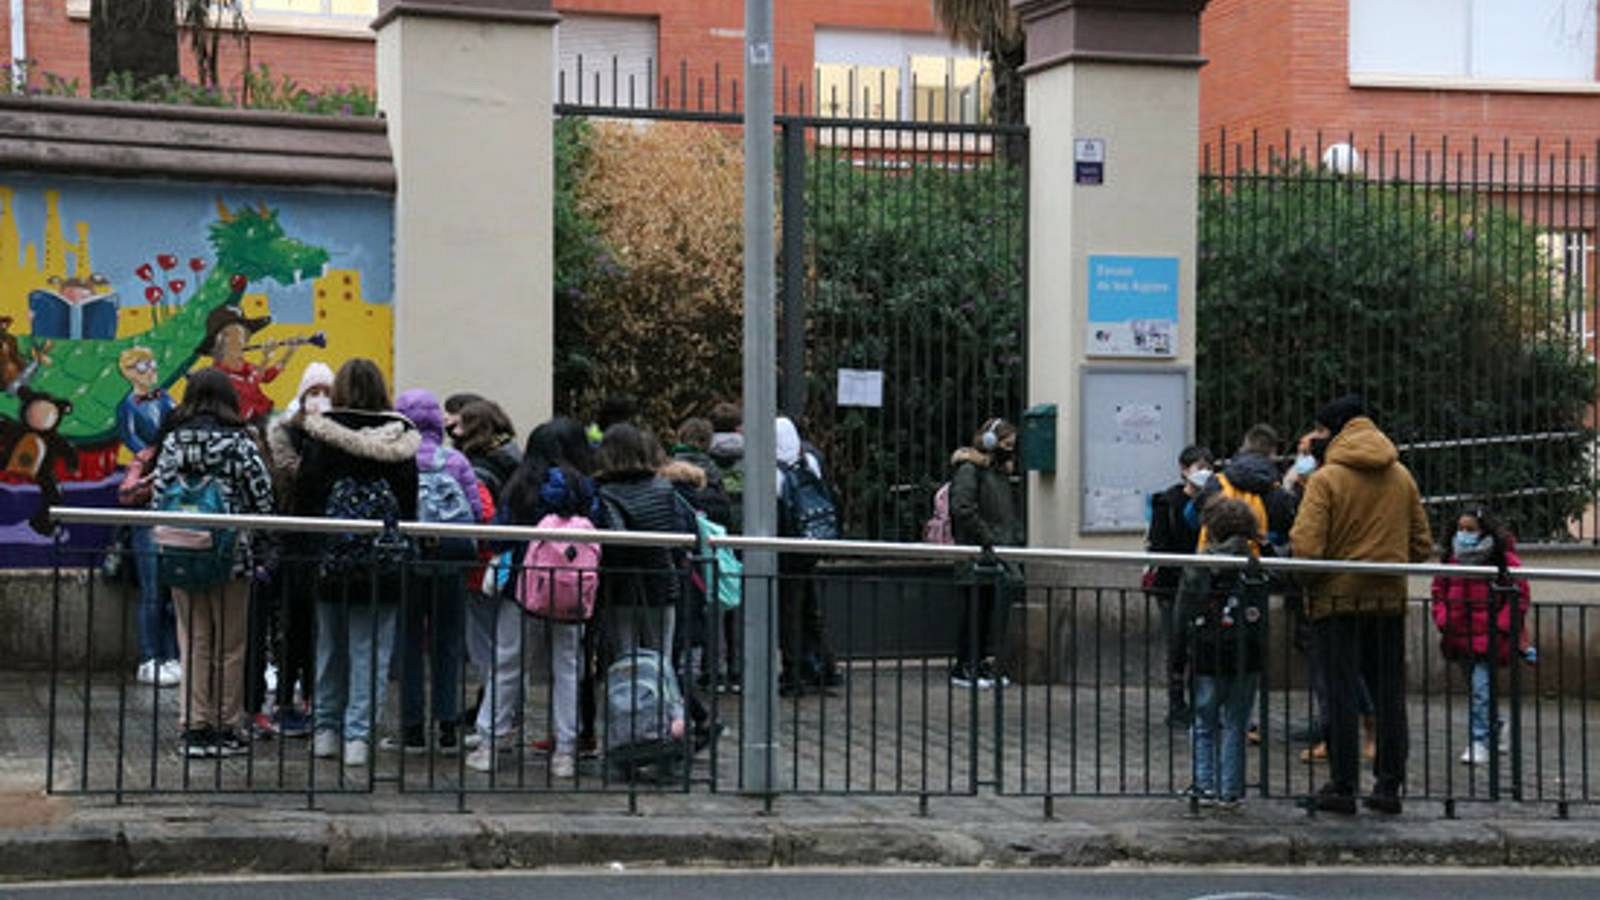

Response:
(0, 175), (394, 567)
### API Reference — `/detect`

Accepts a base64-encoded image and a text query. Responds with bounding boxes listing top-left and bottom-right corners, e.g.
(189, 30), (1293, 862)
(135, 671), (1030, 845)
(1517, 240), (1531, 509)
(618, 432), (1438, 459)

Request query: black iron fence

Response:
(553, 60), (1028, 543)
(1199, 132), (1600, 544)
(32, 508), (1600, 818)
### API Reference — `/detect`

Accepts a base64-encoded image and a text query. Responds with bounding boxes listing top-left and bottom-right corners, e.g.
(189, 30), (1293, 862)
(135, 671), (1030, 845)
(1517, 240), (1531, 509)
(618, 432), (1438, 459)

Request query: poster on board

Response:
(1080, 367), (1191, 534)
(1086, 254), (1178, 358)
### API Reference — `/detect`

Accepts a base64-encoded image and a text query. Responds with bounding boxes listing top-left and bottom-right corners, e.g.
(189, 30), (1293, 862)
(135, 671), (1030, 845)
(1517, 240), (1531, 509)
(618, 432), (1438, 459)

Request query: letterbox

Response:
(1021, 403), (1057, 473)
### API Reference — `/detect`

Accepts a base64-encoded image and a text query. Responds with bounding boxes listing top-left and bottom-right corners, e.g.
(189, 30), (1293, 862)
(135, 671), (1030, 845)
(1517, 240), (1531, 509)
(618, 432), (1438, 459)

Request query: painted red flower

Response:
(168, 279), (186, 294)
(230, 274), (248, 293)
(135, 263), (154, 282)
(156, 254), (178, 270)
(189, 257), (206, 272)
(144, 286), (163, 304)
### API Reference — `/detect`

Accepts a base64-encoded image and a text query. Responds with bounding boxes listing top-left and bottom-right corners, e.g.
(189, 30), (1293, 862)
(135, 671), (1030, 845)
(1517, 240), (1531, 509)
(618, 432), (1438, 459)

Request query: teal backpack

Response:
(153, 476), (237, 589)
(692, 513), (742, 609)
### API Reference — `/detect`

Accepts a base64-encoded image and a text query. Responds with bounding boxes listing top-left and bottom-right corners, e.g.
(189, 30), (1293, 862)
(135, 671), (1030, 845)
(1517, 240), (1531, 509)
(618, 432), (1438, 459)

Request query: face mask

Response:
(303, 395), (332, 415)
(1186, 468), (1213, 490)
(1452, 532), (1493, 562)
(1293, 454), (1317, 477)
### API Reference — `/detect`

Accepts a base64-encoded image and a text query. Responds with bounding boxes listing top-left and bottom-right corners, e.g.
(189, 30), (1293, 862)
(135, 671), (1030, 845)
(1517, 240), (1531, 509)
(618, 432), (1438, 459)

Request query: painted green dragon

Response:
(0, 201), (329, 444)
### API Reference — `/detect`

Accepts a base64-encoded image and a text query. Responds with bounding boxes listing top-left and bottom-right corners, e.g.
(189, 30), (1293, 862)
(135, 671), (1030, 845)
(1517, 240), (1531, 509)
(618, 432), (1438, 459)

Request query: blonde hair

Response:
(118, 346), (154, 371)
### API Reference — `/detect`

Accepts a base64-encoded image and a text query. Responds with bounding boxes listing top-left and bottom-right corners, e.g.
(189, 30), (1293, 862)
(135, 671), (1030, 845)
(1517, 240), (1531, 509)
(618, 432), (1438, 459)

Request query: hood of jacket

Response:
(1222, 452), (1279, 495)
(1326, 417), (1399, 472)
(951, 446), (991, 469)
(301, 409), (420, 464)
(660, 459), (708, 489)
(394, 389), (445, 442)
(776, 417), (802, 465)
(709, 431), (744, 462)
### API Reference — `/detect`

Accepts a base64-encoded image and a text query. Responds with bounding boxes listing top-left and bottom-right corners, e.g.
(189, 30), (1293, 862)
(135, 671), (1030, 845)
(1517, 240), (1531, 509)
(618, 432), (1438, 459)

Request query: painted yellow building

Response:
(0, 187), (91, 325)
(240, 268), (394, 411)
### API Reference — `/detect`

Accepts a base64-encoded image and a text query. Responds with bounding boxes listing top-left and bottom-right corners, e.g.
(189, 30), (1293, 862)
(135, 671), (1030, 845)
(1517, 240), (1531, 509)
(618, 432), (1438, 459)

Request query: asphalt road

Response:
(7, 869), (1600, 900)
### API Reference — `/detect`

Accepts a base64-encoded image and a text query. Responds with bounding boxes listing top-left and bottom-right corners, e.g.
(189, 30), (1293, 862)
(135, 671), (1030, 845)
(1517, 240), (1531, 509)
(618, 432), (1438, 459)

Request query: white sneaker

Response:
(550, 753), (575, 779)
(462, 731), (483, 751)
(465, 744), (494, 773)
(1459, 741), (1489, 766)
(158, 660), (182, 687)
(136, 660), (159, 686)
(343, 739), (370, 767)
(313, 730), (340, 759)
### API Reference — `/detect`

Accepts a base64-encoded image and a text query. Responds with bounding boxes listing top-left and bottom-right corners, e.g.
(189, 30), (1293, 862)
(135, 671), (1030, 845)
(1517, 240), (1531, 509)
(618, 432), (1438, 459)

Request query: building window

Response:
(248, 0), (376, 16)
(814, 28), (989, 121)
(1542, 229), (1597, 353)
(555, 14), (659, 107)
(1349, 0), (1598, 83)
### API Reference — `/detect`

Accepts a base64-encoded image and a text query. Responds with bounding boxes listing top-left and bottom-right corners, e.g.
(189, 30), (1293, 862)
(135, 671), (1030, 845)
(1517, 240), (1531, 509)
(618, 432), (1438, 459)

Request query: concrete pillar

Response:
(374, 0), (557, 433)
(1015, 0), (1208, 551)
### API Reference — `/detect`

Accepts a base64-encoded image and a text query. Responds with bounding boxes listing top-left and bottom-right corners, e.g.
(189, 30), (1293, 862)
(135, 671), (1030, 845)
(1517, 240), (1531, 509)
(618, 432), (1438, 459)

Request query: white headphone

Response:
(979, 418), (1003, 451)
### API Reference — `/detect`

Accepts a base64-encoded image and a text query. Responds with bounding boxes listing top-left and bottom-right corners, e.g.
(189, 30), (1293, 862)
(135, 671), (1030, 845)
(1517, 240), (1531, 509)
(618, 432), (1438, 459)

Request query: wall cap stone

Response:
(372, 0), (559, 32)
(1014, 0), (1209, 76)
(0, 96), (394, 191)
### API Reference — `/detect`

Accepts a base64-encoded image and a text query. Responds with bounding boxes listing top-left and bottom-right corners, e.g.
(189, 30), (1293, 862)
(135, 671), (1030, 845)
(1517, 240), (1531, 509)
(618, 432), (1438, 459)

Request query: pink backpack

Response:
(922, 482), (954, 544)
(516, 514), (601, 621)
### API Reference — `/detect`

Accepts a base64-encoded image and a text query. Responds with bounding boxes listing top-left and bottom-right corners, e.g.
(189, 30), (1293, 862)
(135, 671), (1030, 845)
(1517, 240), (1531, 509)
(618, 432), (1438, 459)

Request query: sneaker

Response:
(313, 730), (340, 759)
(437, 722), (459, 755)
(1459, 741), (1490, 766)
(343, 739), (370, 767)
(550, 753), (576, 778)
(949, 664), (993, 690)
(1364, 786), (1403, 815)
(180, 727), (217, 758)
(379, 724), (428, 755)
(1215, 797), (1243, 813)
(1313, 784), (1357, 815)
(136, 660), (160, 686)
(977, 660), (1011, 688)
(275, 708), (312, 739)
(250, 712), (277, 740)
(1184, 785), (1217, 808)
(578, 735), (600, 759)
(158, 660), (182, 687)
(215, 729), (249, 757)
(462, 731), (484, 751)
(465, 744), (495, 773)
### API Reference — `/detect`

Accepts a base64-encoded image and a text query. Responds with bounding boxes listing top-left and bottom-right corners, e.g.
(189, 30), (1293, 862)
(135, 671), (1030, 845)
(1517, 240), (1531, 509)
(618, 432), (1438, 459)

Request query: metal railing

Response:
(34, 507), (1600, 817)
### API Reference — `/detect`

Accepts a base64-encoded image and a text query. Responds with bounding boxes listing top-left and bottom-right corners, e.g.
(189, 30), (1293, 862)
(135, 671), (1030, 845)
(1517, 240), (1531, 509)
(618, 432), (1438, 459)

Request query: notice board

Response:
(1080, 366), (1192, 534)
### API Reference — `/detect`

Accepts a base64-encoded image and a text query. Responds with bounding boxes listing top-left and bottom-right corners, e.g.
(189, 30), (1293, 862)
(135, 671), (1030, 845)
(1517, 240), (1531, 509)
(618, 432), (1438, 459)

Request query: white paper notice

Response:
(1084, 487), (1147, 532)
(837, 369), (884, 408)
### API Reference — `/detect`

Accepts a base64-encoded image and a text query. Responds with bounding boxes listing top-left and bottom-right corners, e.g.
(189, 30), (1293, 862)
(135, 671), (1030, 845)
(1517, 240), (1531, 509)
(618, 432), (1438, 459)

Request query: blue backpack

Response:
(153, 476), (237, 589)
(417, 446), (476, 565)
(691, 513), (742, 609)
(321, 474), (413, 578)
(779, 460), (840, 541)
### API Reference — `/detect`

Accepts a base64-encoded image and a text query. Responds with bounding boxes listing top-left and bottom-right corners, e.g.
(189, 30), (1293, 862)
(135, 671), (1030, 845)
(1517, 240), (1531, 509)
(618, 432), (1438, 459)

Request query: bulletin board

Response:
(1080, 366), (1192, 534)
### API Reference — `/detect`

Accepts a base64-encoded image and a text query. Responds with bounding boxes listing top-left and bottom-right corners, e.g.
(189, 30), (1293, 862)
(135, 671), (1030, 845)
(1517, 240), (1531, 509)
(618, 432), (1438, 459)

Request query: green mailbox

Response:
(1021, 403), (1057, 473)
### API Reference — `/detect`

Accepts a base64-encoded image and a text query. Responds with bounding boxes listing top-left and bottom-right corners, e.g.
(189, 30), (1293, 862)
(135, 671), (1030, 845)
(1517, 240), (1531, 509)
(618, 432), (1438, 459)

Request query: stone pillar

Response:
(374, 0), (557, 432)
(1015, 0), (1207, 551)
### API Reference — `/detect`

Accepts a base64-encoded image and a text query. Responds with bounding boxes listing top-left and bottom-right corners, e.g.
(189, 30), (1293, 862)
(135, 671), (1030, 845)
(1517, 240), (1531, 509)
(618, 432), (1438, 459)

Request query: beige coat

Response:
(1289, 417), (1433, 618)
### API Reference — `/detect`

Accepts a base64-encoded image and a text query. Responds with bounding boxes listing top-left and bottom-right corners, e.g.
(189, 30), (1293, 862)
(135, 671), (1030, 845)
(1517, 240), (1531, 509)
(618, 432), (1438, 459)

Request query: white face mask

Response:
(1186, 468), (1213, 490)
(1293, 454), (1317, 477)
(303, 395), (332, 415)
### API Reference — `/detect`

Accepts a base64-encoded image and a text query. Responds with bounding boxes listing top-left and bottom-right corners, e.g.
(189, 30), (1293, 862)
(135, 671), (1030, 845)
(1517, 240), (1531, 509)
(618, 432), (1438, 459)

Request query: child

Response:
(1431, 508), (1533, 766)
(1177, 497), (1268, 810)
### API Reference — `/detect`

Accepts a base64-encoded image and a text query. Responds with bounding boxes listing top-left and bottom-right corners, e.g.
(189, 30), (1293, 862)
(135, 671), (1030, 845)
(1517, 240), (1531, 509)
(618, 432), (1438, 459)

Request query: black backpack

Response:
(779, 460), (840, 541)
(1187, 560), (1269, 674)
(320, 474), (414, 578)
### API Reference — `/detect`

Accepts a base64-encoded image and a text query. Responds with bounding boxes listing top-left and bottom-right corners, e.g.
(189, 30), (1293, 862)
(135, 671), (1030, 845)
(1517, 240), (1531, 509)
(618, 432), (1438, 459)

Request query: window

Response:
(556, 14), (659, 107)
(1542, 230), (1597, 353)
(814, 28), (989, 121)
(1349, 0), (1598, 83)
(248, 0), (375, 17)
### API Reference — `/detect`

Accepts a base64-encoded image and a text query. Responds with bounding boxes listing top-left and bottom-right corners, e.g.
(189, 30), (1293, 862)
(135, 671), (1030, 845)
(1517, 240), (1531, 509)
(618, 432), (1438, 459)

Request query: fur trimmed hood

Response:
(659, 459), (708, 489)
(301, 409), (420, 463)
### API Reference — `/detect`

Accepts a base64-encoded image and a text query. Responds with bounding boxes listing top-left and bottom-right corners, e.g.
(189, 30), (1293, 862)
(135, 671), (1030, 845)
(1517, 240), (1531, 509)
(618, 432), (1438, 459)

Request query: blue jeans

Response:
(132, 527), (178, 663)
(1462, 660), (1495, 745)
(399, 575), (464, 729)
(1192, 672), (1260, 801)
(314, 596), (400, 743)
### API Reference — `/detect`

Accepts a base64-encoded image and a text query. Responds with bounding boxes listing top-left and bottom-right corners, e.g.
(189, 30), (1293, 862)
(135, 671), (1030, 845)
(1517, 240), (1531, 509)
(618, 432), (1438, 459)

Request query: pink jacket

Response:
(1430, 549), (1531, 665)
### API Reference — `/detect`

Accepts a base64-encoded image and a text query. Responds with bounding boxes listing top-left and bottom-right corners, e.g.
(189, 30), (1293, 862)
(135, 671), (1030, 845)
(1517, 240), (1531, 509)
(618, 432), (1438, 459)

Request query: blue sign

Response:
(1086, 254), (1179, 357)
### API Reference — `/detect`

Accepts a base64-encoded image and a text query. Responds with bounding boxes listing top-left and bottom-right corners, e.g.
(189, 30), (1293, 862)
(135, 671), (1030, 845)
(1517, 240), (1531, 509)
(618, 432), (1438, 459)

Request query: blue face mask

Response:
(1293, 455), (1317, 477)
(1452, 532), (1483, 557)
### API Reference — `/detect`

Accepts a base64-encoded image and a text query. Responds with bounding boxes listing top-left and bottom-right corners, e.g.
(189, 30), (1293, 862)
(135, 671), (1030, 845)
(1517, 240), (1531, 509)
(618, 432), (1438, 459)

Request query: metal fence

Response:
(553, 59), (1028, 543)
(34, 507), (1600, 818)
(1199, 132), (1600, 544)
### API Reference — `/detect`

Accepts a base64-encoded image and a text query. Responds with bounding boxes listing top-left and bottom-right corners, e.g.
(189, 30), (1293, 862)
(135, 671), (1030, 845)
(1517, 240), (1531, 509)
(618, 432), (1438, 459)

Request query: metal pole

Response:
(741, 0), (779, 797)
(780, 120), (807, 417)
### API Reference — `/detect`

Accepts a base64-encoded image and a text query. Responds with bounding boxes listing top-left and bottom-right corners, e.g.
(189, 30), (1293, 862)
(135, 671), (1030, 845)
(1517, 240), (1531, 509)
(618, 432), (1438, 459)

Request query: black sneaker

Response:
(950, 664), (993, 690)
(180, 727), (217, 758)
(1313, 783), (1357, 815)
(977, 660), (1011, 688)
(215, 729), (249, 757)
(437, 721), (459, 755)
(1364, 782), (1403, 815)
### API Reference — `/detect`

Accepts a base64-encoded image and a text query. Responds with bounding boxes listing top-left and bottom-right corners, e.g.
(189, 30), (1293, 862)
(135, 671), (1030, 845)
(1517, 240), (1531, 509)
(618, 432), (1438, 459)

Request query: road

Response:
(7, 868), (1600, 900)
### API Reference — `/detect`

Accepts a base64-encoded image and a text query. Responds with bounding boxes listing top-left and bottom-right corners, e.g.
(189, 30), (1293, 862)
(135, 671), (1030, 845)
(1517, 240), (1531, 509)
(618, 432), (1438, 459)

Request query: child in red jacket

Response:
(1431, 508), (1533, 766)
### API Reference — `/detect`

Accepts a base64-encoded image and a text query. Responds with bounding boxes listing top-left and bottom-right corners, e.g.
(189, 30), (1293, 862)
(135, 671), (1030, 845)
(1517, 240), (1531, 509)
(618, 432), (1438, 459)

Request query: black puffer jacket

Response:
(597, 471), (694, 608)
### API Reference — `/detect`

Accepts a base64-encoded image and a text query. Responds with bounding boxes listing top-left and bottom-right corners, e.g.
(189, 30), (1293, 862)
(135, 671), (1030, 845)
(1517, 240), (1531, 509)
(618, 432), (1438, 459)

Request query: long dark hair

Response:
(501, 416), (592, 523)
(594, 423), (656, 481)
(332, 358), (390, 412)
(153, 368), (250, 463)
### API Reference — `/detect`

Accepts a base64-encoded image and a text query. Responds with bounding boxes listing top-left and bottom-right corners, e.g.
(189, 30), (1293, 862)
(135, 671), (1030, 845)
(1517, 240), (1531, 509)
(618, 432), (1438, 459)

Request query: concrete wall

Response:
(0, 571), (135, 672)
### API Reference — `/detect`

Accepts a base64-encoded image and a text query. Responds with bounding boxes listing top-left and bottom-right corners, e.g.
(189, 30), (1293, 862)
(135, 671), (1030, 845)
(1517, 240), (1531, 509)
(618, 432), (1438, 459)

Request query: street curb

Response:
(2, 809), (1597, 882)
